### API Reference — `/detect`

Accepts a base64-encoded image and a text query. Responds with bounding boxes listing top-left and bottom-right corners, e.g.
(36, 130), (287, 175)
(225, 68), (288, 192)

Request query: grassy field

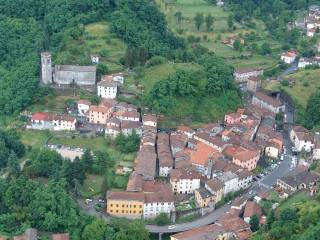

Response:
(20, 130), (136, 196)
(156, 0), (278, 69)
(56, 21), (126, 72)
(279, 192), (314, 211)
(265, 69), (320, 108)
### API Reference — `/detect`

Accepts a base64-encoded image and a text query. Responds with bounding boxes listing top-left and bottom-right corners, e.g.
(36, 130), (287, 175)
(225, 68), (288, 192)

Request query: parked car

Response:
(168, 225), (176, 230)
(85, 198), (93, 205)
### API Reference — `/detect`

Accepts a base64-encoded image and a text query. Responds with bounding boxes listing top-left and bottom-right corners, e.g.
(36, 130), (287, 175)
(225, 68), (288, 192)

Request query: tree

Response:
(205, 14), (214, 32)
(7, 151), (20, 178)
(228, 14), (234, 30)
(96, 63), (109, 80)
(266, 209), (276, 230)
(194, 13), (204, 31)
(82, 220), (107, 240)
(81, 149), (93, 171)
(154, 213), (170, 225)
(305, 90), (320, 129)
(261, 42), (271, 55)
(174, 11), (183, 24)
(233, 39), (242, 51)
(250, 214), (260, 232)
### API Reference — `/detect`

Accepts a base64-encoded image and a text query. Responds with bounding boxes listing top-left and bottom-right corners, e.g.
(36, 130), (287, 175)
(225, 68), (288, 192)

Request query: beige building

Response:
(89, 105), (113, 124)
(106, 191), (144, 219)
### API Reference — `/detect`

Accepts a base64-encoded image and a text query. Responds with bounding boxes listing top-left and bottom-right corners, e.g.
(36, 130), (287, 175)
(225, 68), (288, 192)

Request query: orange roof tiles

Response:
(186, 141), (216, 166)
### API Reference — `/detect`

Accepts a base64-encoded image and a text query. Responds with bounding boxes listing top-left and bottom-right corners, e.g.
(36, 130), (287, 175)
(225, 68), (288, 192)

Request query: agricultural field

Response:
(265, 69), (320, 108)
(156, 0), (278, 69)
(55, 21), (126, 72)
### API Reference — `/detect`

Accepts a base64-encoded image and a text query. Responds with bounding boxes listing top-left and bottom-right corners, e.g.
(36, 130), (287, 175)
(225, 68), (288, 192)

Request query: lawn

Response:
(81, 174), (103, 198)
(156, 0), (280, 71)
(279, 192), (313, 211)
(264, 69), (320, 108)
(55, 21), (126, 72)
(27, 95), (78, 113)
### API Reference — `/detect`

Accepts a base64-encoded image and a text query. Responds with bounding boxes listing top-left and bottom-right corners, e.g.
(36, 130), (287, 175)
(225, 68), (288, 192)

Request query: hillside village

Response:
(2, 0), (320, 240)
(19, 48), (320, 239)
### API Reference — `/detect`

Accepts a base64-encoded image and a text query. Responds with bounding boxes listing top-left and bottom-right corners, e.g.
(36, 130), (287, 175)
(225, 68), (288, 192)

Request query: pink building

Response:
(89, 105), (113, 124)
(224, 112), (242, 126)
(232, 150), (260, 171)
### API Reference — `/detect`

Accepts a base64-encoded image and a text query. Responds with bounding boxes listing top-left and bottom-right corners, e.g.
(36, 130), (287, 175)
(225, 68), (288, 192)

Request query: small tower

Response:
(41, 52), (53, 84)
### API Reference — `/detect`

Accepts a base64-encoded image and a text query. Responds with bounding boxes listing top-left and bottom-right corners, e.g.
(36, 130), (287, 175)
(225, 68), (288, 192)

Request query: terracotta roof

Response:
(218, 213), (251, 233)
(118, 110), (140, 119)
(253, 92), (283, 108)
(90, 105), (111, 113)
(52, 115), (76, 122)
(243, 201), (262, 219)
(170, 224), (227, 240)
(97, 80), (118, 88)
(52, 234), (69, 240)
(77, 99), (91, 105)
(186, 141), (216, 166)
(142, 114), (157, 122)
(235, 68), (263, 75)
(107, 191), (145, 201)
(234, 149), (259, 162)
(177, 125), (194, 133)
(248, 76), (260, 82)
(31, 112), (51, 121)
(127, 172), (143, 192)
(170, 168), (201, 181)
(121, 120), (142, 129)
(206, 179), (224, 192)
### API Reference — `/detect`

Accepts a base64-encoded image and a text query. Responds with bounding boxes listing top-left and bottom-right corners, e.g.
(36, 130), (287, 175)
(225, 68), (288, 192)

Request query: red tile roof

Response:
(243, 201), (262, 219)
(186, 141), (216, 166)
(107, 191), (145, 201)
(52, 233), (69, 240)
(31, 112), (51, 121)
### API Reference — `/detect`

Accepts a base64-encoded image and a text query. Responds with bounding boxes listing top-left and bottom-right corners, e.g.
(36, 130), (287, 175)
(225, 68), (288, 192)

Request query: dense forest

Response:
(0, 130), (148, 239)
(145, 54), (241, 123)
(251, 195), (320, 240)
(0, 0), (111, 115)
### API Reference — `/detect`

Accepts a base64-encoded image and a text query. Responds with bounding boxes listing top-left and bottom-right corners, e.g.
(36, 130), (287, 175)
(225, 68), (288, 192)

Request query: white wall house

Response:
(142, 114), (157, 128)
(170, 169), (201, 194)
(281, 51), (297, 64)
(97, 81), (118, 99)
(91, 55), (100, 64)
(159, 166), (172, 178)
(290, 127), (314, 152)
(217, 172), (239, 195)
(143, 194), (175, 219)
(77, 100), (91, 116)
(52, 116), (77, 131)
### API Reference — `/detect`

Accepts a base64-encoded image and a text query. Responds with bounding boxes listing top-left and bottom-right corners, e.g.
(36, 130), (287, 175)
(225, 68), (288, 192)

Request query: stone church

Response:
(41, 52), (96, 86)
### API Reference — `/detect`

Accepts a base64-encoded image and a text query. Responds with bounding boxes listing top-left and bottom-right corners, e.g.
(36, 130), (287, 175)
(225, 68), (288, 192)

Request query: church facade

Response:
(41, 52), (96, 86)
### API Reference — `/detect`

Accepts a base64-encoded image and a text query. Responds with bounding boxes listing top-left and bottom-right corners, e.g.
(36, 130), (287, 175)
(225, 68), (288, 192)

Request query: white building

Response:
(281, 51), (297, 64)
(105, 117), (121, 138)
(143, 193), (175, 219)
(97, 80), (118, 99)
(170, 168), (201, 194)
(91, 55), (100, 64)
(102, 73), (124, 85)
(116, 111), (140, 122)
(217, 172), (239, 195)
(298, 57), (320, 68)
(142, 114), (157, 128)
(236, 169), (252, 190)
(52, 115), (77, 131)
(252, 92), (285, 114)
(290, 126), (314, 152)
(77, 99), (91, 116)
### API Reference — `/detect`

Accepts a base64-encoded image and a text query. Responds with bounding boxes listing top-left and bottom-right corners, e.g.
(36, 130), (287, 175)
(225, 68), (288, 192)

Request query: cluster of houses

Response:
(105, 91), (287, 225)
(1, 228), (69, 240)
(300, 5), (320, 37)
(233, 68), (263, 91)
(171, 196), (267, 240)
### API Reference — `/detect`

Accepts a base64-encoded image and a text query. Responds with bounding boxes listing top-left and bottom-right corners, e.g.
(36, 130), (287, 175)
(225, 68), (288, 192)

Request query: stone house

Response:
(77, 99), (91, 116)
(97, 80), (118, 99)
(252, 92), (285, 114)
(89, 105), (113, 124)
(232, 149), (260, 171)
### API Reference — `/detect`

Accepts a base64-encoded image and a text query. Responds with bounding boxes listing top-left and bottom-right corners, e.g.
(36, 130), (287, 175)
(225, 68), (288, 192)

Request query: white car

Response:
(168, 225), (176, 230)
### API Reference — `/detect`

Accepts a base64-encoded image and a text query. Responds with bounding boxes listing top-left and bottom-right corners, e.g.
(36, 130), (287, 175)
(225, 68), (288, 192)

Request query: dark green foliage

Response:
(0, 0), (110, 115)
(0, 177), (89, 236)
(194, 13), (205, 30)
(0, 130), (25, 169)
(250, 214), (260, 232)
(154, 213), (171, 226)
(110, 0), (185, 59)
(305, 90), (320, 129)
(145, 55), (239, 123)
(115, 132), (140, 153)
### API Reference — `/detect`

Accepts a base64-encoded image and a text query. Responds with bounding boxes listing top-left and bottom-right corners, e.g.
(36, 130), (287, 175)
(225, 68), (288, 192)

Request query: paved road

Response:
(146, 131), (294, 233)
(279, 61), (298, 79)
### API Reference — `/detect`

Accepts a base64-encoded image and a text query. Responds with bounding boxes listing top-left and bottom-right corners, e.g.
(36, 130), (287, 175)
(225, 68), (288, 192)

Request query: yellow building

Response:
(106, 191), (144, 219)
